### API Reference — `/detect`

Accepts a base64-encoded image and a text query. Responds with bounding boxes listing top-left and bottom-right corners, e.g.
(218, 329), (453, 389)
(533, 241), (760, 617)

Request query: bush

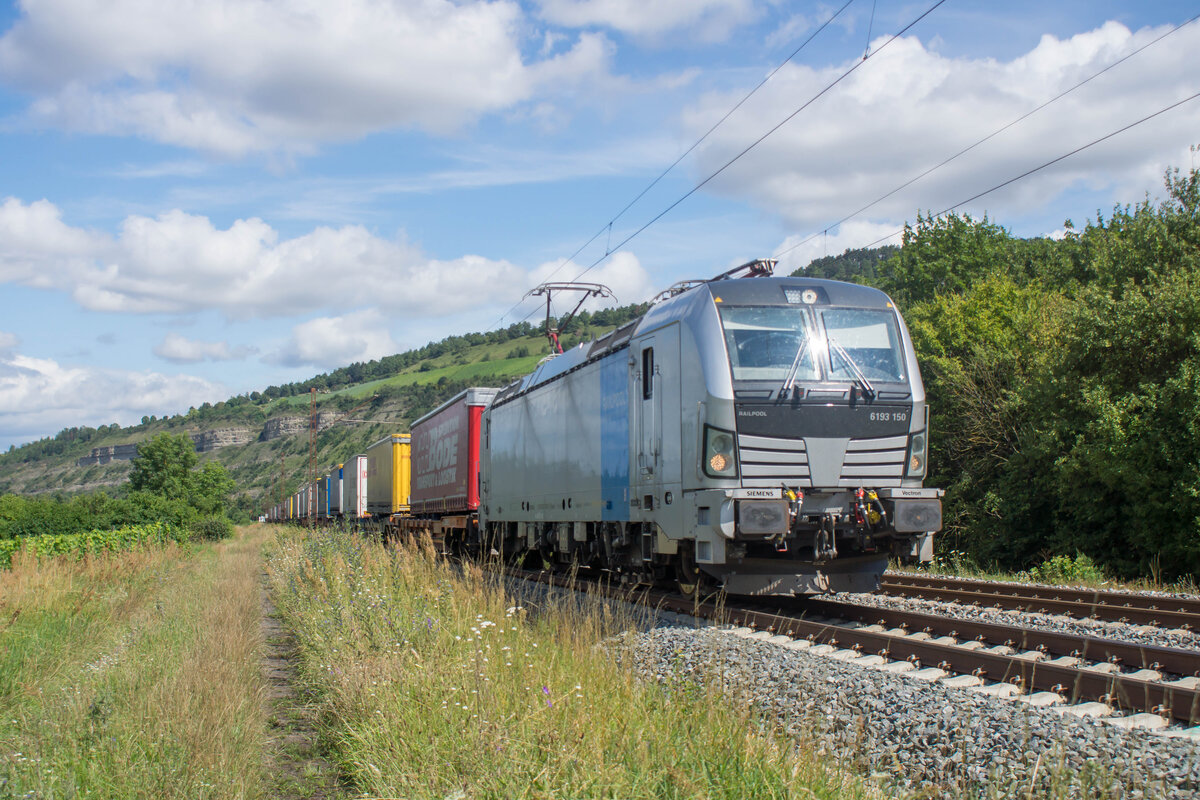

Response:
(188, 516), (234, 541)
(1023, 553), (1107, 585)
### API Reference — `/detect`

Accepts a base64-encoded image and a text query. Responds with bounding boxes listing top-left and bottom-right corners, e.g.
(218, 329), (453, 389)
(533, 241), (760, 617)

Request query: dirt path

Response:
(261, 581), (345, 799)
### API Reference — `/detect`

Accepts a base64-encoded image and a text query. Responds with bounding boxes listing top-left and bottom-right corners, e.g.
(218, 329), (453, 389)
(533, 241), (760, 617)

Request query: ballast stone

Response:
(1104, 713), (1169, 731)
(1056, 702), (1113, 719)
(1018, 692), (1064, 708)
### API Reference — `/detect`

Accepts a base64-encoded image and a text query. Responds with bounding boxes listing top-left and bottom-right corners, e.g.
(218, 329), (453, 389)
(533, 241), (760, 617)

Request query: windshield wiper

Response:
(828, 338), (876, 400)
(779, 337), (812, 398)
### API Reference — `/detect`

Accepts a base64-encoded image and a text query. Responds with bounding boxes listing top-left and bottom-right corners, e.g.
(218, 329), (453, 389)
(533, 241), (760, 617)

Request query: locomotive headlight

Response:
(703, 425), (739, 478)
(907, 431), (927, 477)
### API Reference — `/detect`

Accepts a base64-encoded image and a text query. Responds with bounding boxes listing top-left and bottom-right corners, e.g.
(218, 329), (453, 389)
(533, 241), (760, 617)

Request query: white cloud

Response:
(0, 197), (531, 320)
(153, 333), (254, 364)
(0, 348), (227, 448)
(535, 0), (757, 40)
(0, 197), (111, 286)
(269, 309), (400, 369)
(0, 0), (611, 155)
(682, 21), (1200, 231)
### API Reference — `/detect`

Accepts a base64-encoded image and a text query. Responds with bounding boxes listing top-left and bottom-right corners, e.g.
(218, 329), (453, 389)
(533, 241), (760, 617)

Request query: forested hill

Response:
(0, 304), (649, 517)
(792, 244), (900, 283)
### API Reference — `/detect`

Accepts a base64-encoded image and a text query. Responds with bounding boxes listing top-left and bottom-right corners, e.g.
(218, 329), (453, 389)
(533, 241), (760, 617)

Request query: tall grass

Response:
(266, 526), (877, 799)
(0, 526), (269, 798)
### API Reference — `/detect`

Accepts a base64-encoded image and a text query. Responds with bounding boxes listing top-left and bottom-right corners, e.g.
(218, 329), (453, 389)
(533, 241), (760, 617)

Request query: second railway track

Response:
(880, 572), (1200, 629)
(507, 565), (1200, 728)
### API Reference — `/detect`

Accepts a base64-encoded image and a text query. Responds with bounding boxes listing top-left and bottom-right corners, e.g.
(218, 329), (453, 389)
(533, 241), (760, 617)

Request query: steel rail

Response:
(506, 567), (1200, 725)
(801, 597), (1200, 678)
(880, 575), (1200, 629)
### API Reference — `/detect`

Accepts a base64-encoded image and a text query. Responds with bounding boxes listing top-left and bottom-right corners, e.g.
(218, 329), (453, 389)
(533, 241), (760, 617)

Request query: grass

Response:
(265, 525), (880, 800)
(0, 526), (270, 799)
(898, 549), (1199, 595)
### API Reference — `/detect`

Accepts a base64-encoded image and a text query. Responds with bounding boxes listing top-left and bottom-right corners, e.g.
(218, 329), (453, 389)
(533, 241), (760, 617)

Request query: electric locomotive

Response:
(478, 259), (941, 596)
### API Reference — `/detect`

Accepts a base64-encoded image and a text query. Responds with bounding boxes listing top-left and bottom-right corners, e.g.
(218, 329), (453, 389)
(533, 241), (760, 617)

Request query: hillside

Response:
(0, 306), (648, 518)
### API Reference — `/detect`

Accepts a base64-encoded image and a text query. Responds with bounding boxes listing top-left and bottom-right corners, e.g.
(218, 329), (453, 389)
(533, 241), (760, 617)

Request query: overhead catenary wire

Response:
(773, 9), (1200, 261)
(493, 0), (859, 328)
(564, 0), (949, 288)
(850, 88), (1200, 251)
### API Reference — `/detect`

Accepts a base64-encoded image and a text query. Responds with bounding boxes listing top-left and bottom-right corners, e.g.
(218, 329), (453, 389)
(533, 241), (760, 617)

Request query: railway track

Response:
(508, 567), (1200, 728)
(880, 572), (1200, 629)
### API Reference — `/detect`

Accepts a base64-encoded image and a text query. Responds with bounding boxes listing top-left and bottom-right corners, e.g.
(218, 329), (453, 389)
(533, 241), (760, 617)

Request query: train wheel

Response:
(675, 547), (708, 599)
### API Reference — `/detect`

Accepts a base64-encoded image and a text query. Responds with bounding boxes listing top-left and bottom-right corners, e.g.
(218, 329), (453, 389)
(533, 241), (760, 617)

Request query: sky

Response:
(0, 0), (1198, 450)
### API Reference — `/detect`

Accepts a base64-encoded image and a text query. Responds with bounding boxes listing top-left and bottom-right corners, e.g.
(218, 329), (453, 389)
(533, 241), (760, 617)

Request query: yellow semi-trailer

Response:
(366, 434), (411, 517)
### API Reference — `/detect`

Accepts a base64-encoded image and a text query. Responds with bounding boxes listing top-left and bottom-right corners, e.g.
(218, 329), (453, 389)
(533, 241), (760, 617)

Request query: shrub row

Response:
(0, 518), (231, 568)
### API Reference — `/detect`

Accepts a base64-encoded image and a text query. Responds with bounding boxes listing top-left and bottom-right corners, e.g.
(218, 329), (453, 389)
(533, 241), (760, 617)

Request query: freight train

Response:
(267, 261), (942, 596)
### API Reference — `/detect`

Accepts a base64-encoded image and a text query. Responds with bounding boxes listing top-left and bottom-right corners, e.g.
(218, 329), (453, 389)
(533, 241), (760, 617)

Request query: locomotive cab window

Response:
(820, 308), (906, 383)
(642, 347), (654, 399)
(718, 306), (818, 382)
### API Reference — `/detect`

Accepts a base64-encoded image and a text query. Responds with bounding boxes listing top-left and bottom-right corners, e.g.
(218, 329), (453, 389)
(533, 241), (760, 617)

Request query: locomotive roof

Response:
(490, 275), (897, 408)
(702, 276), (894, 308)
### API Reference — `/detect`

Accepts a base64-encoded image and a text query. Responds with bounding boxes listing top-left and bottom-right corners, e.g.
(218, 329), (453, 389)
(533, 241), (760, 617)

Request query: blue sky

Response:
(1, 0), (1198, 449)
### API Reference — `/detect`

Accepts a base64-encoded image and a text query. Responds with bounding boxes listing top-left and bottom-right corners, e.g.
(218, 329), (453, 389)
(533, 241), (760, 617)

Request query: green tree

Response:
(191, 461), (236, 516)
(128, 433), (197, 500)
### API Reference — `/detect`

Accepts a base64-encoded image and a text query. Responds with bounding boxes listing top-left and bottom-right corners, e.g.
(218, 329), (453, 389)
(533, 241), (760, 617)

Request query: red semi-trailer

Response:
(399, 387), (498, 545)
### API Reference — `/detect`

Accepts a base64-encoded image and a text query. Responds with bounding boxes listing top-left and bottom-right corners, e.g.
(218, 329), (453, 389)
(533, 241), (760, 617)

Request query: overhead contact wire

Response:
(774, 10), (1200, 260)
(494, 0), (858, 327)
(568, 0), (950, 286)
(855, 88), (1200, 250)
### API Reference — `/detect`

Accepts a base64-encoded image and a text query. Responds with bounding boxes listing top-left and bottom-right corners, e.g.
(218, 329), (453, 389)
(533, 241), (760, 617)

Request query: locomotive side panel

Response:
(483, 354), (607, 527)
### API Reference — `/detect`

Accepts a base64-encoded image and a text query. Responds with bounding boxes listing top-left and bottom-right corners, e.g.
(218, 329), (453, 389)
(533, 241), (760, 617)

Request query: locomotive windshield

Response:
(719, 306), (818, 382)
(719, 305), (907, 384)
(820, 308), (906, 383)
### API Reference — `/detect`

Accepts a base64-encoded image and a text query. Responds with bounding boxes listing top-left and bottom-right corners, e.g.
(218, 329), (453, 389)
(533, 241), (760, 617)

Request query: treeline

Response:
(801, 244), (900, 283)
(2, 303), (651, 467)
(258, 304), (648, 399)
(2, 423), (124, 462)
(800, 167), (1200, 580)
(0, 433), (238, 542)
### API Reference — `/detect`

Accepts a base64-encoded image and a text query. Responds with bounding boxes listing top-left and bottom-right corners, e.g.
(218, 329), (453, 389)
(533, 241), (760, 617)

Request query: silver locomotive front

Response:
(673, 275), (942, 595)
(478, 268), (941, 597)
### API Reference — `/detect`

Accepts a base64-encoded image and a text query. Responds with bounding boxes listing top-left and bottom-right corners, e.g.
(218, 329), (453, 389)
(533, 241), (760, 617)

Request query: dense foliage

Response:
(800, 167), (1200, 579)
(1, 433), (237, 546)
(0, 522), (189, 567)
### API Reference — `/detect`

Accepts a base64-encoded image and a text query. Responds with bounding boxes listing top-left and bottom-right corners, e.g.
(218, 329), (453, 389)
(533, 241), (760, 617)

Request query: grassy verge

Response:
(898, 550), (1198, 594)
(0, 525), (269, 798)
(266, 526), (878, 799)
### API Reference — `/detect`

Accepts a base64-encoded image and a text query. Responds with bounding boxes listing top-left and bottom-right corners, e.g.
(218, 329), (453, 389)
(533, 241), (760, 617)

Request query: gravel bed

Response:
(837, 590), (1200, 652)
(609, 624), (1200, 799)
(888, 570), (1200, 603)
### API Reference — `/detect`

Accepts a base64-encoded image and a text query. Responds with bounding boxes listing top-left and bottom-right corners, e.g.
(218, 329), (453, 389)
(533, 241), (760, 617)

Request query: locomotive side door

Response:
(633, 327), (683, 535)
(634, 335), (659, 495)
